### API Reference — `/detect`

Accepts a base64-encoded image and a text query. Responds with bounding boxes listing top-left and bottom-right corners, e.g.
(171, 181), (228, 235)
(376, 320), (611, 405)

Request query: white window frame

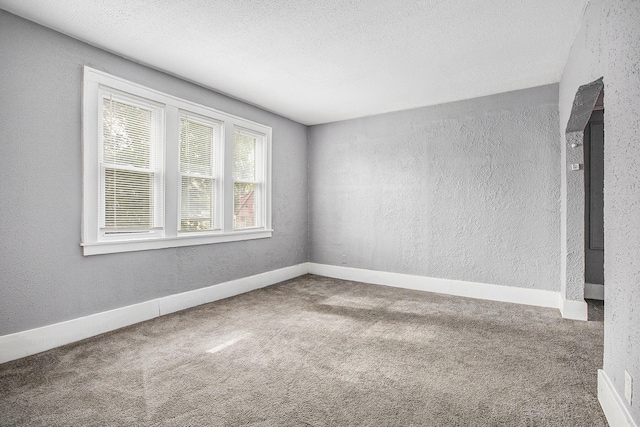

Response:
(233, 126), (267, 230)
(178, 111), (223, 234)
(82, 67), (272, 256)
(97, 88), (165, 241)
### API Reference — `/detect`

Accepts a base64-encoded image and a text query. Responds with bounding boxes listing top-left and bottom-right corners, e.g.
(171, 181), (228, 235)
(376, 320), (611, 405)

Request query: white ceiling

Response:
(1, 0), (588, 125)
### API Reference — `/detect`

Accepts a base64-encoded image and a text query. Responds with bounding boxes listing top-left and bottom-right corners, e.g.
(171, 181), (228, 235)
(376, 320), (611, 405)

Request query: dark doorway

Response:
(584, 105), (604, 291)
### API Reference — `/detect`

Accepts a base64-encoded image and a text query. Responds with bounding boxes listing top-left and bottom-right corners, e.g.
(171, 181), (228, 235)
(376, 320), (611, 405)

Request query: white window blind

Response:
(179, 113), (221, 232)
(233, 129), (262, 229)
(98, 90), (163, 235)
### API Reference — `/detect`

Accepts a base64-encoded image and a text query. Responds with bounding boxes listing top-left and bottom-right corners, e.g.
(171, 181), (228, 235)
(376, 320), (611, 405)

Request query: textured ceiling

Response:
(0, 0), (589, 125)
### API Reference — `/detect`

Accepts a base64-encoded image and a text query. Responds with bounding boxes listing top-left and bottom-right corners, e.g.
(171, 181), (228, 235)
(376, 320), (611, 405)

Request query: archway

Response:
(561, 78), (604, 320)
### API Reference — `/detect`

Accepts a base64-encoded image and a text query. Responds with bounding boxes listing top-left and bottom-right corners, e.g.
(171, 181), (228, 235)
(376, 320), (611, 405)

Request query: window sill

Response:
(81, 229), (273, 256)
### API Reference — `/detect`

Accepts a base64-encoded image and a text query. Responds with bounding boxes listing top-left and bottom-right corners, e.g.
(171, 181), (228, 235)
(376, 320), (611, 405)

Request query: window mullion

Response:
(223, 121), (234, 233)
(165, 105), (180, 238)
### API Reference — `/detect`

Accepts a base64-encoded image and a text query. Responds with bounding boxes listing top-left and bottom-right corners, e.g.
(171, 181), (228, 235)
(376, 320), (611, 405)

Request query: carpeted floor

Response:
(0, 275), (607, 426)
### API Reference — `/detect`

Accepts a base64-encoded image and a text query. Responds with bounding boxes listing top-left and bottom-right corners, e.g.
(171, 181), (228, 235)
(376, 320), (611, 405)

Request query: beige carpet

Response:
(0, 274), (607, 426)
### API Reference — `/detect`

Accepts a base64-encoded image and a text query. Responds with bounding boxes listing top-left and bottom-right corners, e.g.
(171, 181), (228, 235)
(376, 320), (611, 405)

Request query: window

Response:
(82, 67), (272, 255)
(233, 128), (264, 229)
(179, 113), (221, 233)
(99, 89), (164, 240)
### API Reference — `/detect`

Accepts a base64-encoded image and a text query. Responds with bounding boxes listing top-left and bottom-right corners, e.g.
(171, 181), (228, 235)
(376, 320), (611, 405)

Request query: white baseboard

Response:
(0, 300), (159, 366)
(0, 263), (308, 365)
(158, 263), (308, 315)
(598, 369), (638, 427)
(585, 282), (605, 300)
(308, 263), (562, 311)
(0, 262), (592, 365)
(559, 295), (588, 321)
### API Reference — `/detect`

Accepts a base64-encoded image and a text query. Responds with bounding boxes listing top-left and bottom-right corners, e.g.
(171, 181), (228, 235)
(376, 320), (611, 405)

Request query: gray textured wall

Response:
(309, 85), (560, 291)
(0, 11), (308, 336)
(560, 0), (640, 421)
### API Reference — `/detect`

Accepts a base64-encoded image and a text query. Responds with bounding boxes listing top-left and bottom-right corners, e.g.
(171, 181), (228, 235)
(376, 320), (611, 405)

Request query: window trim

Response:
(82, 66), (272, 256)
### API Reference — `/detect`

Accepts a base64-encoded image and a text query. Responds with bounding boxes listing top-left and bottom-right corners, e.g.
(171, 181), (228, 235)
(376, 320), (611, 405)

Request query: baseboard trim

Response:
(0, 263), (309, 365)
(598, 369), (638, 427)
(559, 295), (588, 321)
(158, 263), (309, 315)
(0, 300), (159, 366)
(1, 262), (591, 365)
(308, 263), (562, 311)
(585, 282), (605, 300)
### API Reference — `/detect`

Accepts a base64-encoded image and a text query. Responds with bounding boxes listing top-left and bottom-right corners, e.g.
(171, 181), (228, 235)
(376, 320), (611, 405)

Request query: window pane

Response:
(180, 118), (214, 175)
(234, 182), (256, 228)
(102, 98), (151, 168)
(181, 176), (215, 231)
(104, 168), (153, 229)
(233, 132), (255, 181)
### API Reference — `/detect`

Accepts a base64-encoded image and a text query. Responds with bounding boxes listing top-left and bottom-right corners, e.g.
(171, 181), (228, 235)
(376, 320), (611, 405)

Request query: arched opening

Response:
(562, 77), (604, 321)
